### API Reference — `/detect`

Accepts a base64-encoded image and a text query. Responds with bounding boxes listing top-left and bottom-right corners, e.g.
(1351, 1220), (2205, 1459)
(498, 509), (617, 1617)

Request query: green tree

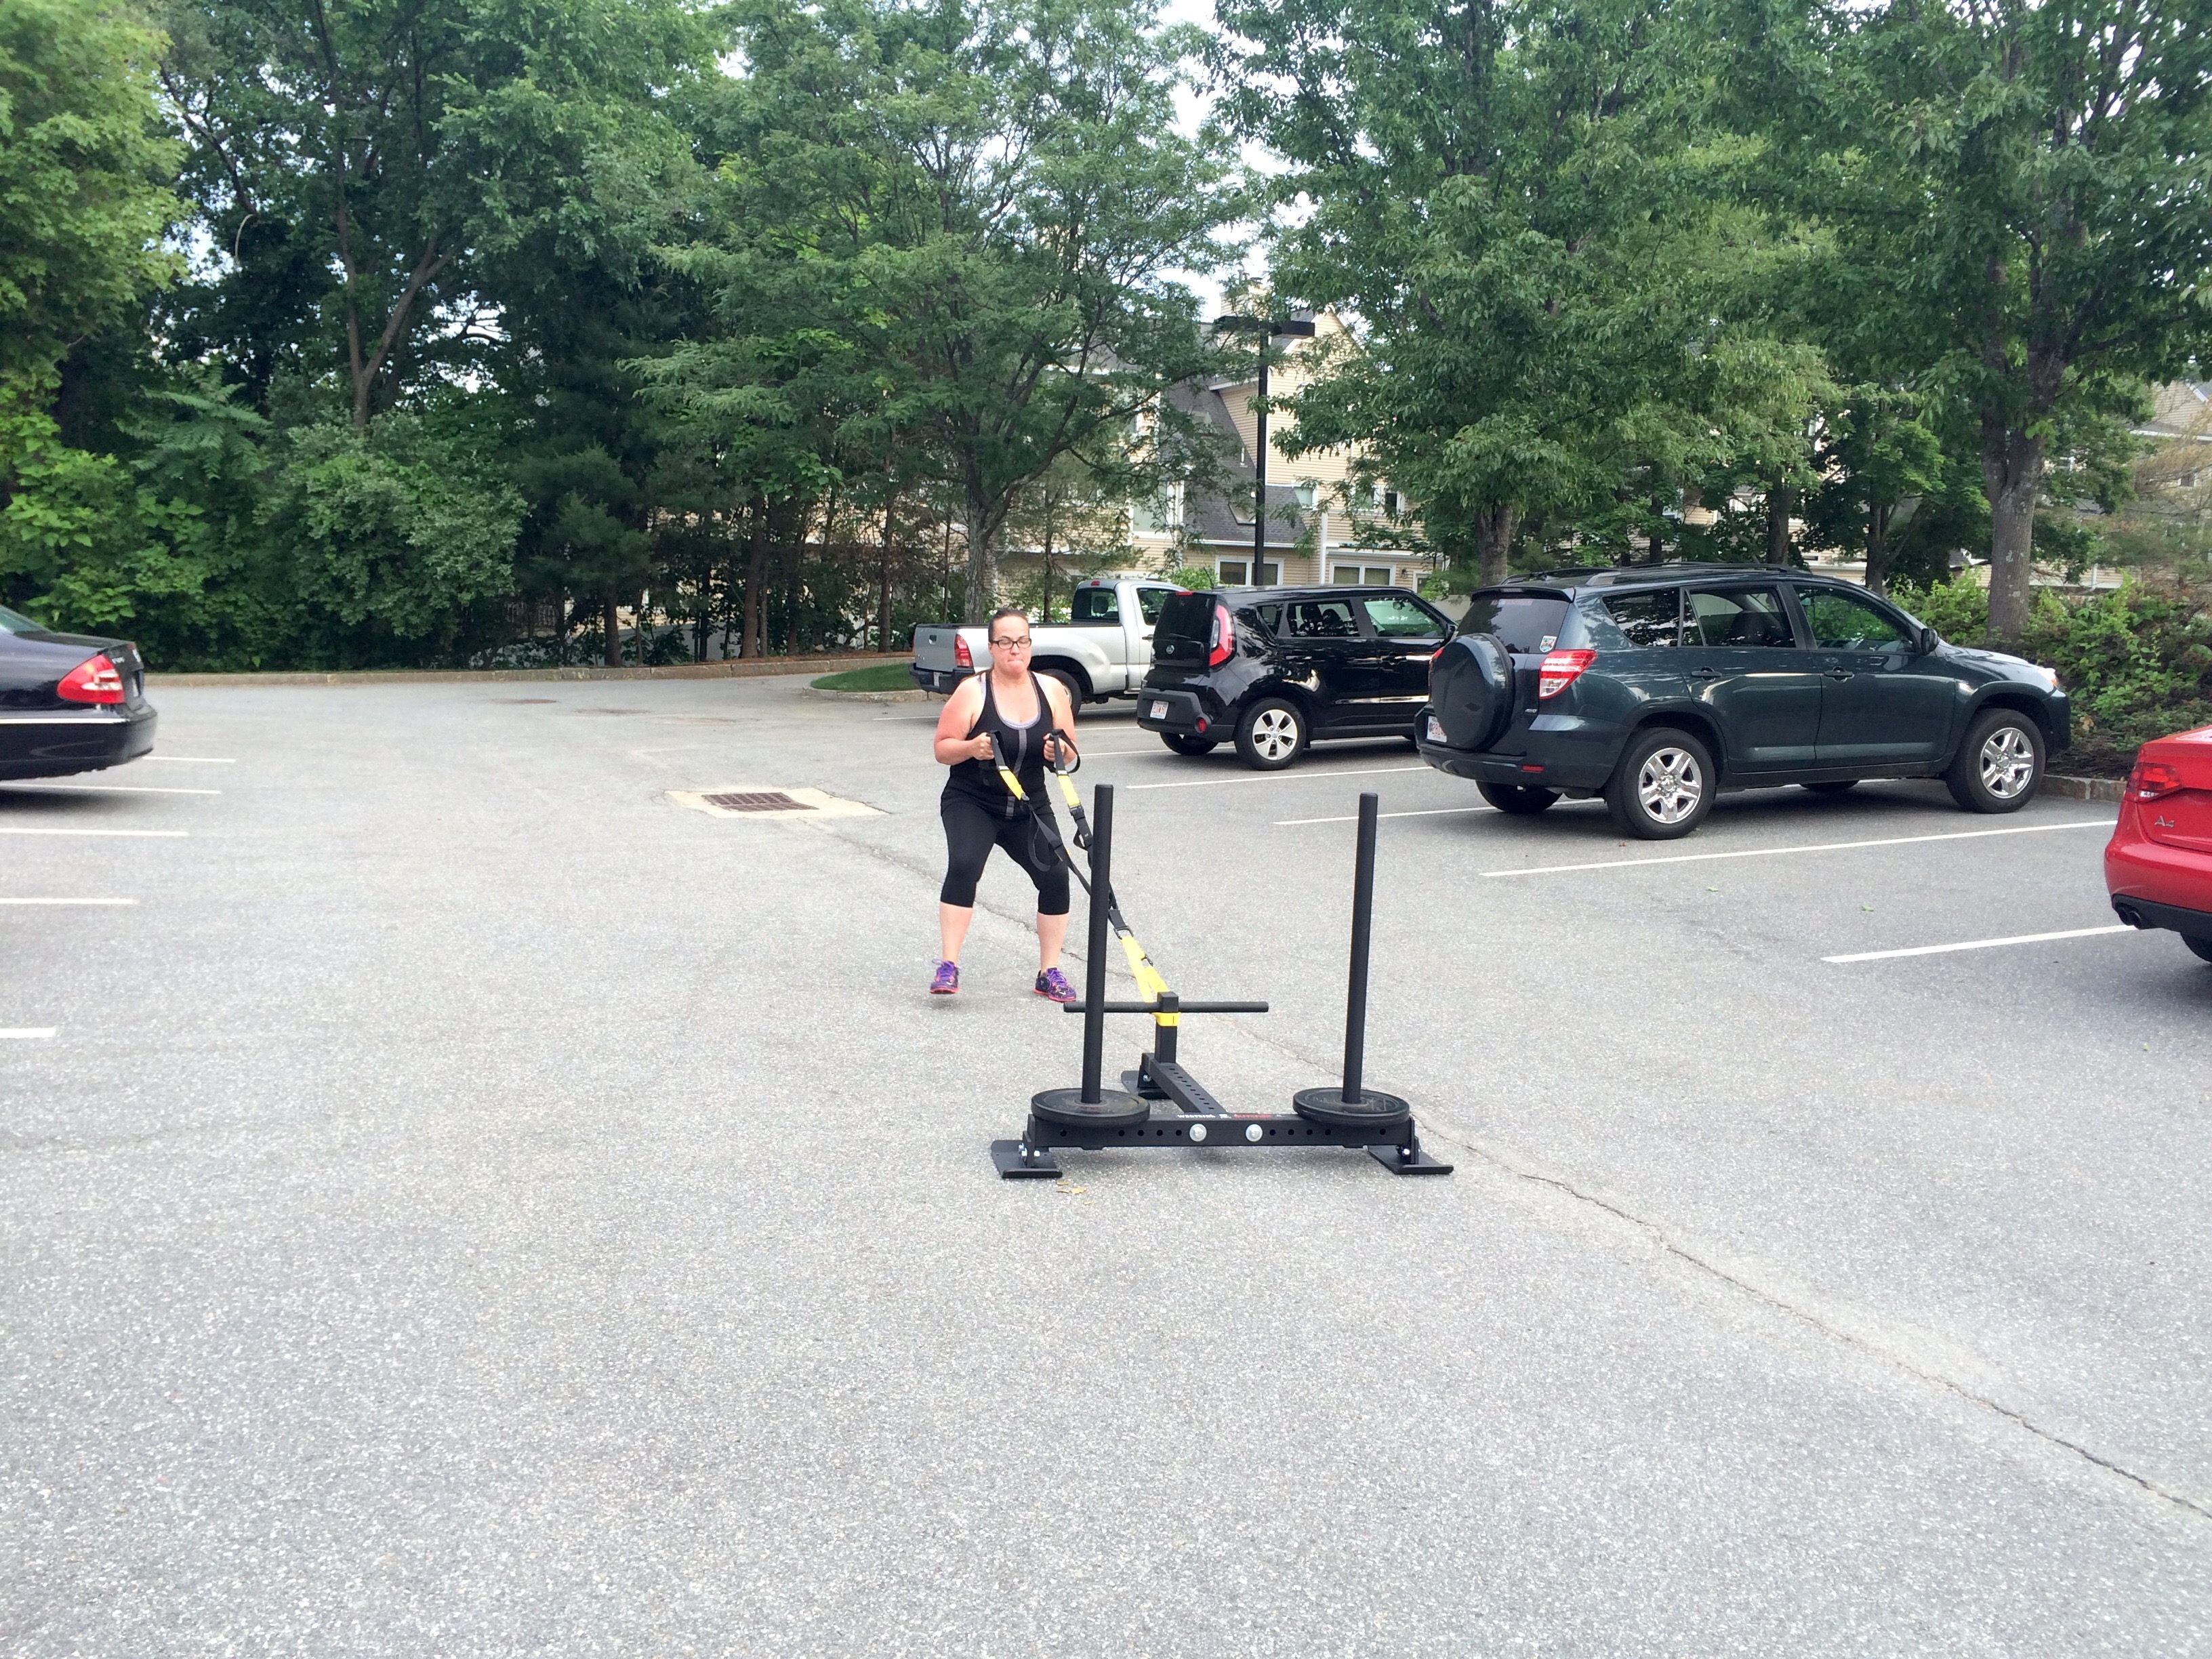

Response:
(1761, 0), (2212, 642)
(0, 0), (182, 392)
(0, 0), (191, 630)
(158, 0), (722, 428)
(1217, 0), (1830, 587)
(704, 0), (1235, 622)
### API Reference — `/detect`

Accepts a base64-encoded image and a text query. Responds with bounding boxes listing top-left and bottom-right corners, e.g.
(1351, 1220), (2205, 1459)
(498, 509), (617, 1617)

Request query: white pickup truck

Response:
(909, 577), (1184, 703)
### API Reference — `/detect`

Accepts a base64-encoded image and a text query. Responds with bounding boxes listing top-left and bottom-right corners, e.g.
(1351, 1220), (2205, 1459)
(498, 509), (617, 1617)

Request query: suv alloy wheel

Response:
(1945, 708), (2044, 813)
(1607, 726), (1716, 839)
(1235, 696), (1308, 769)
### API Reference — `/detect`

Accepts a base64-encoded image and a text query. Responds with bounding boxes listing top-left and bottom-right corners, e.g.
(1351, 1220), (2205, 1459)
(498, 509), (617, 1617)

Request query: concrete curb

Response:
(2041, 773), (2125, 802)
(800, 686), (936, 703)
(146, 653), (907, 689)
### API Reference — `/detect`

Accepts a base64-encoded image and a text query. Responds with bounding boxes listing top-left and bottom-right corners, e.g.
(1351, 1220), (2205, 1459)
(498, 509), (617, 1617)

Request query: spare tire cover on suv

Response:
(1431, 633), (1515, 749)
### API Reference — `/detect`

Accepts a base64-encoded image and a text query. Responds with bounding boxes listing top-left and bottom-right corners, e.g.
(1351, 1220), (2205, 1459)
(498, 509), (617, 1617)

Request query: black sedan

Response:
(0, 604), (157, 779)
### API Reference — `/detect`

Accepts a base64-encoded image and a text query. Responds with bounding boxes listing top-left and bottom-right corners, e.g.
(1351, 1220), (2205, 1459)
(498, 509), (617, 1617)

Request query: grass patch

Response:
(811, 663), (920, 693)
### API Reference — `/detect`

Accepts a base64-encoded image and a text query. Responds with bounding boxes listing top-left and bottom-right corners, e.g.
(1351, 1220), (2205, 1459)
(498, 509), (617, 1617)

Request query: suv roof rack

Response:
(1517, 561), (1793, 589)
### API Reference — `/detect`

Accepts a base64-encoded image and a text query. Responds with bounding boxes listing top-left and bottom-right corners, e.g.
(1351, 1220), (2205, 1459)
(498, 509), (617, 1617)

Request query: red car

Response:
(2107, 723), (2212, 964)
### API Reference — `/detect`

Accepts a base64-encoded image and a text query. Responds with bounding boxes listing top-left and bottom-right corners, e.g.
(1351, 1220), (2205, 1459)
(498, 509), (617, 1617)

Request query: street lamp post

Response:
(1214, 314), (1316, 589)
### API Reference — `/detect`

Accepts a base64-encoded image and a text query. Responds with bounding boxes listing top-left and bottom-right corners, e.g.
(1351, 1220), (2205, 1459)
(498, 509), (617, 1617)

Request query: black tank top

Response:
(945, 671), (1052, 818)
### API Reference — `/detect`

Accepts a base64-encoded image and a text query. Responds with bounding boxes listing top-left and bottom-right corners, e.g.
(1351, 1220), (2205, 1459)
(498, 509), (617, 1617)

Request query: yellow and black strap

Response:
(991, 729), (1177, 1027)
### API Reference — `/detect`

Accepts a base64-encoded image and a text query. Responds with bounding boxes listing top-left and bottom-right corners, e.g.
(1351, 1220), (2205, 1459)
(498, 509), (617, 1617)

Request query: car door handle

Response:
(1689, 667), (1718, 680)
(1825, 668), (1852, 681)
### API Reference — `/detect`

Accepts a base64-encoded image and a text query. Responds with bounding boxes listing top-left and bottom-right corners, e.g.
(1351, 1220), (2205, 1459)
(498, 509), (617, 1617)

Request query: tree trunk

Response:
(878, 492), (898, 653)
(963, 475), (994, 624)
(1475, 503), (1517, 588)
(1982, 426), (2045, 645)
(743, 497), (769, 659)
(1765, 486), (1795, 566)
(1040, 488), (1057, 622)
(1864, 502), (1892, 598)
(602, 592), (621, 667)
(783, 498), (804, 654)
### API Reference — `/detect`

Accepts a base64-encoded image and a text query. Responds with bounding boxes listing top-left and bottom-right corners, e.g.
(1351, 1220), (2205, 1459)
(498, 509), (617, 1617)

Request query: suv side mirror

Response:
(1919, 626), (1941, 655)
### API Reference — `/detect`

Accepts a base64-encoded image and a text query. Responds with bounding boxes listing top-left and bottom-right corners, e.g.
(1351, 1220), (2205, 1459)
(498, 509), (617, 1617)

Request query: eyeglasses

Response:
(989, 636), (1031, 649)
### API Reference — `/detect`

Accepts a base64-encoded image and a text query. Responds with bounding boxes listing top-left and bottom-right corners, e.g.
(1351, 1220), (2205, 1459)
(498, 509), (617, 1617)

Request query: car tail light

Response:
(1536, 648), (1595, 700)
(954, 635), (973, 670)
(1207, 602), (1235, 668)
(56, 653), (126, 705)
(2128, 760), (2184, 800)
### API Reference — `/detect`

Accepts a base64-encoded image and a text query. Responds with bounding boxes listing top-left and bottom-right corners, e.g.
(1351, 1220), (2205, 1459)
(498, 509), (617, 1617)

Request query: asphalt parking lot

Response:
(4, 674), (2208, 1656)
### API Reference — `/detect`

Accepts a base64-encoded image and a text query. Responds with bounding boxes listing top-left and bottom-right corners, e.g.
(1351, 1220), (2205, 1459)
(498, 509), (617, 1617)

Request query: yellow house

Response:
(1129, 312), (1434, 592)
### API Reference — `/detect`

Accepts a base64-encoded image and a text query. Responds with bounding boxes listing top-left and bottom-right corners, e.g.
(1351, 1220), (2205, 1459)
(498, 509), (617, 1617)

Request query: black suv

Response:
(1139, 586), (1454, 768)
(1417, 564), (2070, 838)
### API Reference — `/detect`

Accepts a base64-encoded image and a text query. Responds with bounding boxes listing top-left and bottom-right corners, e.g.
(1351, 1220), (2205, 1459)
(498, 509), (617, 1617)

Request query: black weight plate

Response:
(1291, 1086), (1413, 1130)
(1031, 1087), (1150, 1130)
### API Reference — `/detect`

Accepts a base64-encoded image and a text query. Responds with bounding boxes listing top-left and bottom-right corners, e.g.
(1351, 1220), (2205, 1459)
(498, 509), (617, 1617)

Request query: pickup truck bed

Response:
(910, 579), (1182, 701)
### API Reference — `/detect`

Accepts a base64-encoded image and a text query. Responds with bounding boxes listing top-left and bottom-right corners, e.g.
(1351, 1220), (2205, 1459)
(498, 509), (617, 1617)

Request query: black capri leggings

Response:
(939, 793), (1071, 915)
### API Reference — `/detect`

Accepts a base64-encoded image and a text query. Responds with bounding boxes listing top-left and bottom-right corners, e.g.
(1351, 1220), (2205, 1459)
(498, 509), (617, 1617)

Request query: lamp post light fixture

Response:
(1213, 314), (1317, 588)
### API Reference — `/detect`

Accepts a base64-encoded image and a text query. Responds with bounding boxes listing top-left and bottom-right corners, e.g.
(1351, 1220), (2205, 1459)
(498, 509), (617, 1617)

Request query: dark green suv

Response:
(1417, 563), (2070, 839)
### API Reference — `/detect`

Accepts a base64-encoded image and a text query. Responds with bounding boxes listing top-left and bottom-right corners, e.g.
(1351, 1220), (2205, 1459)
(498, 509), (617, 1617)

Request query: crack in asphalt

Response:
(1417, 1116), (2212, 1526)
(817, 798), (2211, 1527)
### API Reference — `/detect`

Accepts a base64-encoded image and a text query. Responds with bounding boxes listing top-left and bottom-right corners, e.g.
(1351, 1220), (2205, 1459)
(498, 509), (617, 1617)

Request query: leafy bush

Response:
(1896, 573), (2212, 770)
(267, 417), (520, 650)
(469, 638), (567, 670)
(1893, 572), (1990, 640)
(1166, 563), (1215, 591)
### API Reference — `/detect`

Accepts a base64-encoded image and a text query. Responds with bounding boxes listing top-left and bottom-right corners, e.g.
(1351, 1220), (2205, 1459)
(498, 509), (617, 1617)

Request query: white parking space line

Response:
(1129, 764), (1429, 792)
(1483, 819), (2111, 878)
(1824, 925), (2130, 964)
(1, 782), (221, 796)
(144, 755), (237, 764)
(1277, 804), (1497, 826)
(0, 898), (136, 906)
(1, 1029), (57, 1040)
(0, 827), (189, 838)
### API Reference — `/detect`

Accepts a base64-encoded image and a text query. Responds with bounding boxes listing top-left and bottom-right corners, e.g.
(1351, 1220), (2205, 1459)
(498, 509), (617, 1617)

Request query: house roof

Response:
(1168, 383), (1338, 552)
(2136, 381), (2212, 441)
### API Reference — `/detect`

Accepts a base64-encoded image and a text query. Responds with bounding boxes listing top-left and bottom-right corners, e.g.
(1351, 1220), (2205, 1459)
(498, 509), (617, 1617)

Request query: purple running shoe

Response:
(1034, 967), (1078, 1004)
(930, 960), (960, 995)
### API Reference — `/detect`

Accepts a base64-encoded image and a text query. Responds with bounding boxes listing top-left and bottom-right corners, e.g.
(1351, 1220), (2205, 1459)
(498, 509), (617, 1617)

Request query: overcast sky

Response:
(1162, 0), (1274, 320)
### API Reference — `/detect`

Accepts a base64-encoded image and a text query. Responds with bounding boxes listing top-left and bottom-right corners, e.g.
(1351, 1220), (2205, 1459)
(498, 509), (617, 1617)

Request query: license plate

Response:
(1425, 715), (1445, 742)
(1149, 700), (1168, 720)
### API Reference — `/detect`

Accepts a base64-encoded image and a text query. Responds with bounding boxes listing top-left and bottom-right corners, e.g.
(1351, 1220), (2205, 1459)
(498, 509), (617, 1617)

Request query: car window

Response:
(1256, 602), (1283, 633)
(1800, 588), (1914, 652)
(0, 603), (39, 634)
(1286, 599), (1359, 639)
(1135, 587), (1173, 625)
(1071, 587), (1119, 625)
(1687, 587), (1796, 649)
(1152, 592), (1216, 663)
(1601, 589), (1681, 648)
(1458, 594), (1570, 654)
(1359, 595), (1441, 639)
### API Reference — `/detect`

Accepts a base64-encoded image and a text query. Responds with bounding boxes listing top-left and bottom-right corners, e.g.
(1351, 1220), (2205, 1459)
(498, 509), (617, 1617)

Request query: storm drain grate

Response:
(703, 790), (813, 813)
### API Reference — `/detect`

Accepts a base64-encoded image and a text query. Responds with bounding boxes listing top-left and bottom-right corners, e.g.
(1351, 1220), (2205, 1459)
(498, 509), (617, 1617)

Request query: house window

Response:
(1132, 483), (1184, 534)
(1382, 489), (1399, 517)
(1332, 564), (1395, 586)
(1217, 558), (1280, 587)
